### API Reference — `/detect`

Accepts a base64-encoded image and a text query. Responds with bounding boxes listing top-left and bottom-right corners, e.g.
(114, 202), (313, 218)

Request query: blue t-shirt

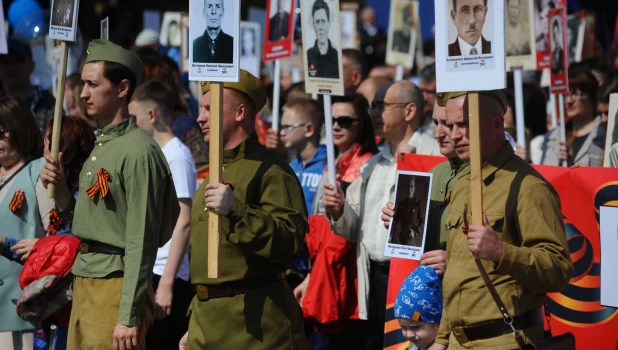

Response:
(289, 145), (327, 272)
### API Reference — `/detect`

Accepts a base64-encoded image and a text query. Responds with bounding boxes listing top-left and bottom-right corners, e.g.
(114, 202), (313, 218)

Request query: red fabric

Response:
(19, 235), (80, 290)
(302, 146), (374, 334)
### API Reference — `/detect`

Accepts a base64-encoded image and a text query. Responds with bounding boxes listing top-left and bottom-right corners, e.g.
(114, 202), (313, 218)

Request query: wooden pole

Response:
(468, 92), (483, 225)
(47, 42), (69, 198)
(207, 82), (224, 278)
(272, 59), (282, 132)
(395, 64), (404, 81)
(549, 93), (558, 129)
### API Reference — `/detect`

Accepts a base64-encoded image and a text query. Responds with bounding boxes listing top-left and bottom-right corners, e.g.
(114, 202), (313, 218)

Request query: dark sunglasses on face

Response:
(332, 116), (360, 128)
(0, 129), (6, 139)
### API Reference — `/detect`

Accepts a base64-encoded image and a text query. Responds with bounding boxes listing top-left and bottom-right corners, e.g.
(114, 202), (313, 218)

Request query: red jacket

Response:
(302, 144), (374, 334)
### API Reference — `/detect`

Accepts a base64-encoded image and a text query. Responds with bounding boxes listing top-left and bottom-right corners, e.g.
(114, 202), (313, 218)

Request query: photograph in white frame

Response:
(100, 17), (109, 40)
(180, 13), (190, 73)
(386, 0), (419, 69)
(436, 0), (506, 92)
(189, 0), (240, 82)
(339, 9), (358, 49)
(566, 15), (585, 64)
(49, 0), (80, 42)
(506, 0), (537, 70)
(300, 0), (344, 95)
(0, 0), (7, 54)
(160, 12), (182, 47)
(240, 21), (262, 79)
(384, 171), (433, 261)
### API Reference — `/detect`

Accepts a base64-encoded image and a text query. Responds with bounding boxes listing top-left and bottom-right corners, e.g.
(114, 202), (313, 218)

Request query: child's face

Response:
(398, 318), (439, 349)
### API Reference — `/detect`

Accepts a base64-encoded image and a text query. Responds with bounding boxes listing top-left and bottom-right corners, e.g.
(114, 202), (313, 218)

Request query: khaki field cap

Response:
(85, 39), (145, 84)
(200, 70), (267, 112)
(436, 90), (507, 112)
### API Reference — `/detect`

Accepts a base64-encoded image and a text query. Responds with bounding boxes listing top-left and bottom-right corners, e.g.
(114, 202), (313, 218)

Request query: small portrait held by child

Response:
(395, 265), (443, 350)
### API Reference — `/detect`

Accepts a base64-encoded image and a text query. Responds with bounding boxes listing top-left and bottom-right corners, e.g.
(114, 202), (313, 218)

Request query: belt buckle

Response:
(451, 326), (470, 345)
(196, 285), (209, 300)
(79, 242), (89, 253)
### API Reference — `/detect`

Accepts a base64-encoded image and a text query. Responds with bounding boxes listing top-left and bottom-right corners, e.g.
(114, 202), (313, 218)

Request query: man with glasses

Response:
(279, 98), (326, 287)
(419, 63), (437, 138)
(321, 80), (440, 349)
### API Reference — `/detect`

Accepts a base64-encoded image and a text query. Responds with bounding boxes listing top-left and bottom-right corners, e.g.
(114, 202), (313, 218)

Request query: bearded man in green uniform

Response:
(180, 69), (308, 349)
(428, 91), (572, 350)
(42, 40), (179, 350)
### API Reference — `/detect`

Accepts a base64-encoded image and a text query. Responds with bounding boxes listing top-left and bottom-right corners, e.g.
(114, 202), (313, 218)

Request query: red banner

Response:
(263, 0), (295, 61)
(384, 154), (618, 350)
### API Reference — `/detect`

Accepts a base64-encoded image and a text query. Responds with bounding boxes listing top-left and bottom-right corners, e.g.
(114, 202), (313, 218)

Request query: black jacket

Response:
(448, 36), (492, 56)
(306, 40), (339, 79)
(193, 30), (234, 64)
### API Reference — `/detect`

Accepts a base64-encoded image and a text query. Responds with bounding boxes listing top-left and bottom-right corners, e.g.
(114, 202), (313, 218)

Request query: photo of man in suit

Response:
(269, 0), (290, 41)
(193, 0), (233, 63)
(448, 0), (492, 56)
(551, 17), (564, 75)
(306, 0), (340, 79)
(51, 0), (75, 27)
(390, 177), (428, 247)
(391, 3), (413, 53)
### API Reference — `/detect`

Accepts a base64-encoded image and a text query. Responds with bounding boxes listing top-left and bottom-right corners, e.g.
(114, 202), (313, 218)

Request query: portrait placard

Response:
(180, 13), (190, 73)
(548, 8), (568, 95)
(533, 0), (565, 70)
(599, 206), (618, 308)
(0, 0), (7, 54)
(189, 0), (240, 82)
(49, 0), (80, 41)
(300, 0), (344, 95)
(100, 17), (109, 40)
(506, 0), (537, 70)
(264, 0), (295, 61)
(435, 0), (506, 92)
(386, 0), (419, 69)
(340, 3), (359, 49)
(240, 21), (262, 78)
(385, 171), (433, 261)
(160, 12), (182, 47)
(566, 14), (585, 64)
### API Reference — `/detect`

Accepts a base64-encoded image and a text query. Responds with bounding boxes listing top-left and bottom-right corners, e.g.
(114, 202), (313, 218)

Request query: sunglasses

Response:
(0, 129), (6, 139)
(332, 116), (360, 128)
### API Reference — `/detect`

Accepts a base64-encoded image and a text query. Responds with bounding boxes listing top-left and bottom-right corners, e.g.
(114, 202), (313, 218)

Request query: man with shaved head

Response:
(320, 80), (440, 348)
(427, 91), (572, 349)
(357, 77), (392, 109)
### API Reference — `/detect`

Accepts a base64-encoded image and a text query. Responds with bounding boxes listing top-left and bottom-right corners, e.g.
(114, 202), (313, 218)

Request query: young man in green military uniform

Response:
(180, 69), (308, 349)
(428, 91), (572, 350)
(42, 40), (179, 350)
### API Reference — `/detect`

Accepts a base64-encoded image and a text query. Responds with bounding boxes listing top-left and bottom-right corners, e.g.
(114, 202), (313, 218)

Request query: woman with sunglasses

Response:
(295, 93), (378, 349)
(0, 97), (55, 349)
(540, 71), (603, 166)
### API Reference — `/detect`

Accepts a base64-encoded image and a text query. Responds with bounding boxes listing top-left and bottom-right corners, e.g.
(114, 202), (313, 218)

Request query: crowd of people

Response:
(0, 2), (618, 350)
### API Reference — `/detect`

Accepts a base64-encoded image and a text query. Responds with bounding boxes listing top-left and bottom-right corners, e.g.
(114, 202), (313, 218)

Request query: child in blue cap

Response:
(394, 265), (443, 350)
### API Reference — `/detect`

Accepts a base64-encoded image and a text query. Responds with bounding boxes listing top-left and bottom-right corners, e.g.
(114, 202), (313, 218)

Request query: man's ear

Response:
(404, 102), (417, 122)
(148, 107), (158, 125)
(304, 122), (315, 139)
(353, 71), (362, 87)
(118, 79), (131, 100)
(235, 103), (248, 122)
(493, 114), (505, 134)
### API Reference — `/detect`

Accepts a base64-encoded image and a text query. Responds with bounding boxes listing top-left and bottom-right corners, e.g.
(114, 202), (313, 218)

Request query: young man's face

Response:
(398, 318), (439, 349)
(508, 0), (521, 24)
(80, 61), (122, 121)
(446, 96), (471, 161)
(280, 107), (310, 151)
(313, 9), (330, 45)
(432, 103), (457, 158)
(128, 100), (155, 136)
(451, 0), (488, 46)
(205, 0), (224, 30)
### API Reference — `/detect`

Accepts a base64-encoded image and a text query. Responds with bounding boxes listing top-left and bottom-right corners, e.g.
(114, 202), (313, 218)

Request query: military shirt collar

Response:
(223, 133), (260, 165)
(482, 141), (514, 181)
(97, 118), (137, 143)
(448, 157), (464, 170)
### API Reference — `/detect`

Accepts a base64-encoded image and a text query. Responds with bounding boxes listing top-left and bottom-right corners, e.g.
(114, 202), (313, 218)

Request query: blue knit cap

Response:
(394, 265), (443, 324)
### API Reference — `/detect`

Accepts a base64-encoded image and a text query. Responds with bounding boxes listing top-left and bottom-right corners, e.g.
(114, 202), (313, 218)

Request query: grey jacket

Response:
(540, 117), (604, 166)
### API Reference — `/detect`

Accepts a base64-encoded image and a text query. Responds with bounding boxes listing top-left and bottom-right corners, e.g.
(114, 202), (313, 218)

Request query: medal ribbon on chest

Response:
(46, 208), (64, 236)
(86, 168), (111, 199)
(9, 189), (25, 214)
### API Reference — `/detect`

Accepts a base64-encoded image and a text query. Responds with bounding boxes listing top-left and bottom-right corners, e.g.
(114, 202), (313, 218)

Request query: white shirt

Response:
(410, 128), (442, 156)
(153, 137), (197, 281)
(458, 36), (483, 56)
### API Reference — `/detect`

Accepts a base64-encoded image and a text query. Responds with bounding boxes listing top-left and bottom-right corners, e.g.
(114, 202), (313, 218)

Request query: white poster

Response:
(506, 0), (537, 70)
(49, 0), (80, 42)
(600, 206), (618, 308)
(384, 171), (433, 261)
(100, 17), (109, 40)
(435, 0), (506, 92)
(240, 21), (262, 79)
(0, 0), (7, 54)
(339, 9), (358, 49)
(189, 0), (240, 82)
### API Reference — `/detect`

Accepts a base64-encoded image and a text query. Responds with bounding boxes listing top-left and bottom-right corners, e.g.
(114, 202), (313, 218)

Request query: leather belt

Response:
(79, 239), (125, 256)
(450, 309), (543, 344)
(195, 273), (285, 301)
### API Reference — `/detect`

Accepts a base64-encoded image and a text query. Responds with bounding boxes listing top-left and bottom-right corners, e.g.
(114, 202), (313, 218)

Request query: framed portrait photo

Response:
(506, 0), (537, 70)
(566, 14), (585, 64)
(435, 0), (506, 92)
(100, 17), (109, 40)
(548, 8), (568, 95)
(340, 2), (359, 50)
(384, 171), (433, 261)
(240, 21), (262, 78)
(264, 0), (295, 61)
(189, 0), (241, 82)
(180, 13), (190, 73)
(300, 0), (344, 95)
(49, 0), (80, 41)
(386, 0), (420, 69)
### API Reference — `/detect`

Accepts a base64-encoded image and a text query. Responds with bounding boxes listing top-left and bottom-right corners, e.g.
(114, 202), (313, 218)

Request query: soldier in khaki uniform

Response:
(180, 70), (308, 349)
(43, 40), (180, 350)
(428, 91), (572, 350)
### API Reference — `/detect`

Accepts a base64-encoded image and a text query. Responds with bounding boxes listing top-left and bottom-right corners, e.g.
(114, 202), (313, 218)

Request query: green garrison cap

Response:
(85, 39), (145, 84)
(436, 90), (507, 112)
(200, 70), (267, 112)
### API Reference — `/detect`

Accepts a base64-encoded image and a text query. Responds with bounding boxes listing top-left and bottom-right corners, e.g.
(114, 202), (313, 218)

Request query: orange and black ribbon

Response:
(46, 208), (63, 236)
(86, 168), (111, 199)
(9, 189), (25, 214)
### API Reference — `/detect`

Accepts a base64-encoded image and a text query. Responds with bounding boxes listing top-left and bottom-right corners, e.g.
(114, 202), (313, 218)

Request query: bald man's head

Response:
(389, 80), (425, 121)
(357, 76), (392, 104)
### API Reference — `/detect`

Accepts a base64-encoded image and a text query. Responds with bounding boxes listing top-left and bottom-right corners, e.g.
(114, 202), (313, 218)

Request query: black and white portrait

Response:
(506, 0), (531, 56)
(533, 0), (555, 52)
(51, 0), (75, 28)
(391, 3), (414, 53)
(550, 16), (564, 75)
(269, 0), (291, 41)
(566, 15), (584, 64)
(240, 22), (261, 78)
(160, 12), (183, 47)
(100, 17), (109, 40)
(447, 0), (492, 56)
(389, 174), (430, 248)
(191, 0), (235, 64)
(304, 0), (340, 79)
